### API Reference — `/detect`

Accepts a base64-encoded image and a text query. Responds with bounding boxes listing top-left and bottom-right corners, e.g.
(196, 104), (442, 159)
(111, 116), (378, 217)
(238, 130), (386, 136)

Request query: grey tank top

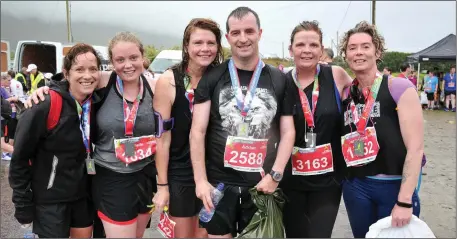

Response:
(93, 78), (155, 173)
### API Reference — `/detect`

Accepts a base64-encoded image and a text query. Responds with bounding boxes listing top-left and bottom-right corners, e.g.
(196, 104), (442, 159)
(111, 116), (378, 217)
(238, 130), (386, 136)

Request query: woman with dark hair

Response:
(26, 32), (161, 238)
(9, 43), (101, 238)
(279, 20), (353, 238)
(152, 18), (224, 238)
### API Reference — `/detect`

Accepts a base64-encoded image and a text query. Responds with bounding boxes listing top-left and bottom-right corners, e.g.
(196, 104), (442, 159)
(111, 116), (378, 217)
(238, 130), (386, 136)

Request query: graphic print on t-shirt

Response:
(219, 85), (277, 138)
(344, 101), (381, 126)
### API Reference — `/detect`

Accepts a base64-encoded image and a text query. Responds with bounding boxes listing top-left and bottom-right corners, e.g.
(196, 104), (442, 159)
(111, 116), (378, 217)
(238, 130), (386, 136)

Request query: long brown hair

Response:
(174, 18), (224, 77)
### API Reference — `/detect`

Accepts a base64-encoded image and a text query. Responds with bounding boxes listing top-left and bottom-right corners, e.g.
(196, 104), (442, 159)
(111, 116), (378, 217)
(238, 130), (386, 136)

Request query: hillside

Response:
(0, 10), (180, 51)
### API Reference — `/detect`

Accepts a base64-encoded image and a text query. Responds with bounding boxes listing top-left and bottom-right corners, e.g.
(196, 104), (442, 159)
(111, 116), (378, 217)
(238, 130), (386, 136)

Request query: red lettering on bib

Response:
(114, 135), (156, 164)
(341, 127), (379, 167)
(291, 143), (334, 176)
(158, 212), (175, 238)
(224, 136), (268, 172)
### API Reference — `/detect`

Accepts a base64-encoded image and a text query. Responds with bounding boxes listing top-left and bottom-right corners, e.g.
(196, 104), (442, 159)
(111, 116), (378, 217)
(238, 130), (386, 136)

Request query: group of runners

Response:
(7, 6), (424, 239)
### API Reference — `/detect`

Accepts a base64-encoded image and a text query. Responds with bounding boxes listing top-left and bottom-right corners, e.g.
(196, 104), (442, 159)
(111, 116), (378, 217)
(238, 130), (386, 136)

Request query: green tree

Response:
(169, 45), (182, 50)
(223, 47), (231, 60)
(377, 51), (410, 72)
(144, 45), (161, 62)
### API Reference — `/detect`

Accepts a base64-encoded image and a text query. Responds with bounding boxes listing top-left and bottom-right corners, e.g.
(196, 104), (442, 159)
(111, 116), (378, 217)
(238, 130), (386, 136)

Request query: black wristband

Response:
(396, 200), (413, 208)
(157, 183), (169, 187)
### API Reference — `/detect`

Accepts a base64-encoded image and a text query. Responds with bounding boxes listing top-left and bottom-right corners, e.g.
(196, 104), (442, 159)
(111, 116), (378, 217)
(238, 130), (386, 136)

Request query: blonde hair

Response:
(339, 21), (386, 62)
(143, 57), (151, 69)
(108, 32), (144, 62)
(1, 72), (9, 80)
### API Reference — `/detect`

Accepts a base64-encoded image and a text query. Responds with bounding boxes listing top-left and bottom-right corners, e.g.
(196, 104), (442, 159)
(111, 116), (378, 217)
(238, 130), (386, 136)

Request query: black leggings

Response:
(282, 186), (342, 238)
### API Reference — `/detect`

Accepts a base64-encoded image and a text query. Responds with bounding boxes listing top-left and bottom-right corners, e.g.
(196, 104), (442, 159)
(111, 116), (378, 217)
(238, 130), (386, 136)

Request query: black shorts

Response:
(1, 120), (5, 138)
(1, 119), (17, 140)
(33, 198), (94, 238)
(92, 163), (157, 223)
(169, 182), (201, 217)
(200, 185), (257, 236)
(445, 91), (456, 96)
(426, 92), (435, 101)
(6, 118), (17, 139)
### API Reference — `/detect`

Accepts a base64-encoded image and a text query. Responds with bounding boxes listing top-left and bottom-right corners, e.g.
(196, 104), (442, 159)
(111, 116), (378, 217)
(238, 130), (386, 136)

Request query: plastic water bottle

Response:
(20, 224), (36, 238)
(199, 183), (225, 223)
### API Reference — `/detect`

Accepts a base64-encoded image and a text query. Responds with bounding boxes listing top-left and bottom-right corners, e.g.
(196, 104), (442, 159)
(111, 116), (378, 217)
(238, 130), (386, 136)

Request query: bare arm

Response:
(151, 70), (175, 211)
(190, 100), (215, 211)
(271, 115), (295, 174)
(190, 101), (211, 183)
(332, 66), (353, 97)
(397, 87), (424, 203)
(153, 71), (175, 186)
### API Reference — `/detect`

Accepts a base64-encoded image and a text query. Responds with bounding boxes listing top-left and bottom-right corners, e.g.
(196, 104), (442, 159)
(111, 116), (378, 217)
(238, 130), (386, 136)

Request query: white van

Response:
(148, 50), (182, 79)
(1, 40), (11, 73)
(13, 40), (110, 75)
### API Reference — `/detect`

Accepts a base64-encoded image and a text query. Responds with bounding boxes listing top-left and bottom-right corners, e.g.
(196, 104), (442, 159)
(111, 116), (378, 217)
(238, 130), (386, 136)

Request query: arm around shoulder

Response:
(332, 65), (353, 96)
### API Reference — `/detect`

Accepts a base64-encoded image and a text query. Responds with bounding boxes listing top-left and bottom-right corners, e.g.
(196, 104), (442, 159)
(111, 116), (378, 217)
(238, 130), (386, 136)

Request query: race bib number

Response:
(291, 143), (334, 176)
(448, 82), (455, 88)
(158, 212), (175, 238)
(224, 136), (268, 172)
(114, 135), (156, 164)
(341, 127), (379, 167)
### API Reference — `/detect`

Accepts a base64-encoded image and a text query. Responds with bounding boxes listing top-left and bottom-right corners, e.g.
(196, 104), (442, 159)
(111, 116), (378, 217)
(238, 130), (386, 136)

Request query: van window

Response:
(149, 58), (181, 74)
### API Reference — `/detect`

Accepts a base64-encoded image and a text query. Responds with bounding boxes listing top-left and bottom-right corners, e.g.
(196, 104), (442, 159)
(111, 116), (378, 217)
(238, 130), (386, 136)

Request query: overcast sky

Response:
(2, 1), (456, 57)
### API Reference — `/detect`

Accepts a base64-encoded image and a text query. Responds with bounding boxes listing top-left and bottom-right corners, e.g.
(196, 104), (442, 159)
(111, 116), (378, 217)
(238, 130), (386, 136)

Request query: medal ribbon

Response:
(291, 65), (320, 129)
(350, 73), (383, 135)
(116, 76), (143, 137)
(183, 73), (194, 113)
(228, 58), (264, 117)
(71, 94), (92, 154)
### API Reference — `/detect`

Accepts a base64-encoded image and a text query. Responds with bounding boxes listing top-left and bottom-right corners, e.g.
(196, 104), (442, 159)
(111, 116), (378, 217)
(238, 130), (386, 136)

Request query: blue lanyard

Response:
(70, 93), (92, 153)
(228, 58), (263, 117)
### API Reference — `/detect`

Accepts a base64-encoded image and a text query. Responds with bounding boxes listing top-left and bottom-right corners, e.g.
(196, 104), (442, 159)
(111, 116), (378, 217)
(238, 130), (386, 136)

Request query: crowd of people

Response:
(1, 6), (427, 239)
(383, 63), (456, 111)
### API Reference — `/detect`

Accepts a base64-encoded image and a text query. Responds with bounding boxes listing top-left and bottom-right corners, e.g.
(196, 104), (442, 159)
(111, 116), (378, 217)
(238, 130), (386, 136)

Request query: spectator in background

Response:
(398, 63), (411, 79)
(43, 73), (54, 86)
(424, 70), (438, 110)
(409, 70), (418, 88)
(1, 93), (14, 160)
(15, 67), (30, 93)
(26, 64), (45, 94)
(320, 47), (334, 64)
(443, 65), (456, 112)
(383, 67), (392, 77)
(1, 73), (18, 160)
(7, 70), (24, 101)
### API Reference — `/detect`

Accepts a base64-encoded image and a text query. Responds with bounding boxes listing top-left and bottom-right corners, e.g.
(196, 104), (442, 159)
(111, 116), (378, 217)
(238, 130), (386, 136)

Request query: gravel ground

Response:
(1, 110), (455, 238)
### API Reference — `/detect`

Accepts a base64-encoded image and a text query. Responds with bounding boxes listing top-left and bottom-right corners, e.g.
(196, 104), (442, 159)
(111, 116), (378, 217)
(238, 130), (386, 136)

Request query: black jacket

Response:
(8, 78), (98, 224)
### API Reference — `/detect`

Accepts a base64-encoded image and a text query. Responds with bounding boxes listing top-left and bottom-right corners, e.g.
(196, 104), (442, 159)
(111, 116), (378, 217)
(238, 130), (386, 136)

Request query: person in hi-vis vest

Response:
(26, 64), (45, 94)
(15, 67), (30, 94)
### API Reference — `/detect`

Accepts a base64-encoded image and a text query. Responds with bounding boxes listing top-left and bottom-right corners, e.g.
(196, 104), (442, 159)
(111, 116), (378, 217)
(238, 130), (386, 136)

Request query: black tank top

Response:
(341, 76), (407, 178)
(168, 68), (194, 184)
(280, 65), (346, 191)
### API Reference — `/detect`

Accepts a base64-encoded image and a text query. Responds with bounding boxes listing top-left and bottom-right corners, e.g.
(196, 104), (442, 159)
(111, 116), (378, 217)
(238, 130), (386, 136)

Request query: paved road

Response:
(1, 111), (455, 238)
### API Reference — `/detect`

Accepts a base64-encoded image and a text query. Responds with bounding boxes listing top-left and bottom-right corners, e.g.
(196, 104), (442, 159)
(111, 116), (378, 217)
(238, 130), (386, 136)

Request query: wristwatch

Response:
(269, 170), (283, 182)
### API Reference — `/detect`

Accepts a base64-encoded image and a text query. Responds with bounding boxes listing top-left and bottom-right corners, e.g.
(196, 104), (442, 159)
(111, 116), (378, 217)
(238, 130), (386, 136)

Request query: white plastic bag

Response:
(366, 215), (435, 238)
(420, 92), (428, 105)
